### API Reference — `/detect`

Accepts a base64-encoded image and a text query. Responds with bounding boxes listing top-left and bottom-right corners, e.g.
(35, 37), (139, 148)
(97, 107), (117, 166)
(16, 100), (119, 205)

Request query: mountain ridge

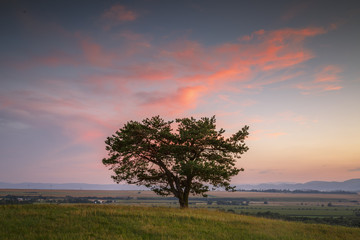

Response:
(0, 182), (147, 190)
(0, 179), (359, 191)
(235, 178), (360, 191)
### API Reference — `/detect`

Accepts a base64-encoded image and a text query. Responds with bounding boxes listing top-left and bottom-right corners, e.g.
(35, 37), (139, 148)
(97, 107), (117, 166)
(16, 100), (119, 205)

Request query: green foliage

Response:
(1, 204), (360, 240)
(103, 116), (249, 207)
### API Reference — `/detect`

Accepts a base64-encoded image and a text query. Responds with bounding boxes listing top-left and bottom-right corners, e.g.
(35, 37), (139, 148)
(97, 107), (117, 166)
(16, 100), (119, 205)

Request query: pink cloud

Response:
(151, 27), (326, 97)
(323, 85), (342, 91)
(63, 120), (107, 144)
(79, 37), (116, 67)
(103, 4), (137, 22)
(75, 26), (328, 113)
(168, 27), (326, 95)
(177, 86), (206, 107)
(136, 85), (207, 116)
(315, 65), (342, 83)
(296, 65), (343, 94)
(161, 40), (215, 75)
(101, 4), (137, 30)
(255, 71), (305, 89)
(11, 25), (328, 97)
(2, 25), (335, 145)
(4, 4), (351, 185)
(0, 86), (120, 146)
(242, 28), (326, 71)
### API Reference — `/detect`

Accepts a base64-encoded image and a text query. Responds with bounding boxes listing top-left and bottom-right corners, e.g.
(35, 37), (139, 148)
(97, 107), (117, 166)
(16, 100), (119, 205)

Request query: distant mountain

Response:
(1, 179), (359, 192)
(236, 179), (360, 192)
(0, 182), (147, 190)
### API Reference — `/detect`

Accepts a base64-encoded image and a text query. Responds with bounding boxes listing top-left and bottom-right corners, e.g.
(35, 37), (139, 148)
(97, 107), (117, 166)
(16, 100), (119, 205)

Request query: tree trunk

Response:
(178, 192), (189, 208)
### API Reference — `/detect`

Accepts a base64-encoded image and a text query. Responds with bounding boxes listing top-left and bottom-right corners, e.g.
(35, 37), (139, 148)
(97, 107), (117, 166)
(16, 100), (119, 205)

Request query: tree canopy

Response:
(102, 116), (249, 208)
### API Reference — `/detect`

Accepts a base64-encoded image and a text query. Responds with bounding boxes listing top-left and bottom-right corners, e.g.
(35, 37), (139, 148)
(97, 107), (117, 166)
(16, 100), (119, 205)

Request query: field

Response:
(1, 189), (360, 227)
(1, 204), (360, 240)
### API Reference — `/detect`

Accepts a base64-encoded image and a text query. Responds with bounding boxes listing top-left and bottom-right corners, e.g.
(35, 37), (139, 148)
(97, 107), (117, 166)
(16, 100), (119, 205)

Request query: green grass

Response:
(1, 204), (360, 240)
(213, 205), (359, 217)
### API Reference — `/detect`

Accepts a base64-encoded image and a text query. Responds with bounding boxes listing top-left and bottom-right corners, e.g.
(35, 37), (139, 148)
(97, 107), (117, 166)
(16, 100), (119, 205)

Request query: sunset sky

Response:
(1, 0), (360, 185)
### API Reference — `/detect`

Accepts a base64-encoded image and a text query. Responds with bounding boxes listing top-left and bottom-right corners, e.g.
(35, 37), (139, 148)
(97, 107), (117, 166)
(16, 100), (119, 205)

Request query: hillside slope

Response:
(0, 205), (359, 240)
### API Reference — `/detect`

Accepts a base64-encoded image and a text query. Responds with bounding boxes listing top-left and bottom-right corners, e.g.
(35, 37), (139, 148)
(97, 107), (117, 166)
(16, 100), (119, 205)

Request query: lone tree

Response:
(102, 116), (249, 208)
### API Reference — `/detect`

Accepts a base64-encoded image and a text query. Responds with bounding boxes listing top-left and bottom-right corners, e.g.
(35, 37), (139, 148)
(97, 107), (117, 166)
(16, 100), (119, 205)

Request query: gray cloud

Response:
(0, 118), (30, 130)
(348, 168), (360, 172)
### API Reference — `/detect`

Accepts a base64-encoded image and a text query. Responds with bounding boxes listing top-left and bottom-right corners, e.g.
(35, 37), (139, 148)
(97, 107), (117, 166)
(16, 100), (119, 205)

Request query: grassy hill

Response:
(1, 204), (359, 240)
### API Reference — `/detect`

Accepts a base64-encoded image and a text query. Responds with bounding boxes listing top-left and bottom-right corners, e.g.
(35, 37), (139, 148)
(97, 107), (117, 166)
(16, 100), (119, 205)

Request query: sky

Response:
(1, 0), (360, 185)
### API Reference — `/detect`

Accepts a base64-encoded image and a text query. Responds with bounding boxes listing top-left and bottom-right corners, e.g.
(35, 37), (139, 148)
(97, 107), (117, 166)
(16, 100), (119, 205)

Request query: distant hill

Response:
(0, 182), (147, 190)
(1, 179), (359, 191)
(236, 179), (360, 192)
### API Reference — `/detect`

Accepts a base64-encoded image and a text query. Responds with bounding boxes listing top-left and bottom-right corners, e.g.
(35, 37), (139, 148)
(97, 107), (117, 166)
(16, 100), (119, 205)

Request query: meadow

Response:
(1, 204), (360, 240)
(1, 189), (360, 227)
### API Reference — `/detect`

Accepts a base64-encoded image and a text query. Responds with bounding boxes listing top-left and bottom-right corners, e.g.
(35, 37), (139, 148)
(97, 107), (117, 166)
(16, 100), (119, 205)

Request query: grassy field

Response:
(1, 189), (359, 225)
(2, 189), (359, 201)
(1, 204), (360, 240)
(220, 205), (358, 217)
